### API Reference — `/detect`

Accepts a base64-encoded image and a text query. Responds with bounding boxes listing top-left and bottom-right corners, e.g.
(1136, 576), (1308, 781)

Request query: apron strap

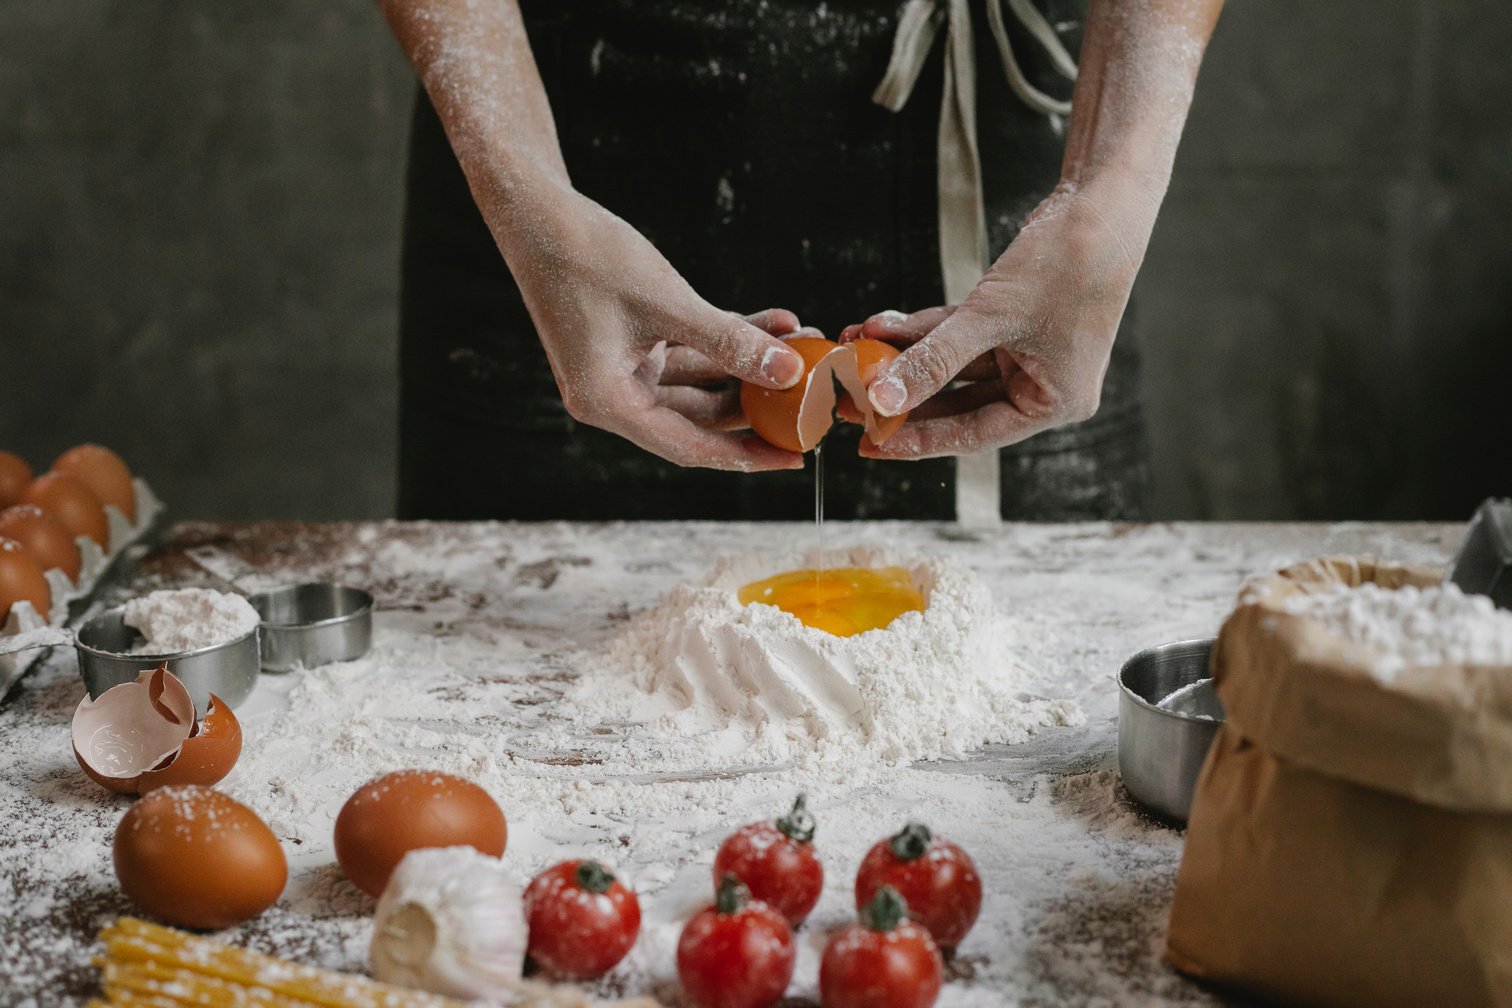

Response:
(872, 0), (1077, 526)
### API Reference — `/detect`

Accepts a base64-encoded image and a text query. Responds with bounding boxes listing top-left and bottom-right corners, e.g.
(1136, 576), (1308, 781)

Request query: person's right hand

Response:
(498, 187), (807, 471)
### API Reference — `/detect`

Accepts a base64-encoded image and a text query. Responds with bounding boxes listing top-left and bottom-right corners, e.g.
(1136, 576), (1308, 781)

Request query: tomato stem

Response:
(889, 822), (932, 861)
(575, 860), (616, 894)
(715, 874), (750, 915)
(862, 885), (908, 932)
(776, 793), (816, 844)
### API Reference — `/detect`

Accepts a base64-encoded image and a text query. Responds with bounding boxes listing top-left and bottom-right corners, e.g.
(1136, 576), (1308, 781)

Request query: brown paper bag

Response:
(1166, 556), (1512, 1007)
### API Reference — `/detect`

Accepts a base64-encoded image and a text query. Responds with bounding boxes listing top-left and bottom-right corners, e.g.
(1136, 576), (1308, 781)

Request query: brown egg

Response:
(0, 451), (31, 509)
(113, 784), (286, 929)
(0, 537), (51, 624)
(53, 444), (135, 522)
(22, 472), (109, 548)
(73, 665), (242, 796)
(334, 769), (508, 898)
(0, 504), (82, 580)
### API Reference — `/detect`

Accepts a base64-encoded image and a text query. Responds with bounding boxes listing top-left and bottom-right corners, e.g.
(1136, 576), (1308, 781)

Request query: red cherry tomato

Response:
(523, 860), (641, 980)
(854, 822), (981, 950)
(677, 875), (796, 1008)
(713, 794), (824, 926)
(821, 886), (943, 1008)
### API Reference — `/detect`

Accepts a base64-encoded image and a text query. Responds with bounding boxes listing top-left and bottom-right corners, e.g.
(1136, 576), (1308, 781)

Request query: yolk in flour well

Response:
(737, 567), (925, 637)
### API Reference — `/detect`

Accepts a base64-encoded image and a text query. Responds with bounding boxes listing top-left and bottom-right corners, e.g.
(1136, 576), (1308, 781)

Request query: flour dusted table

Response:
(0, 521), (1459, 1006)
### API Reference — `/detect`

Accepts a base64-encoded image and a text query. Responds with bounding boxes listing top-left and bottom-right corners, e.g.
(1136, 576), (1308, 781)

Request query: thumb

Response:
(867, 312), (997, 416)
(681, 309), (805, 390)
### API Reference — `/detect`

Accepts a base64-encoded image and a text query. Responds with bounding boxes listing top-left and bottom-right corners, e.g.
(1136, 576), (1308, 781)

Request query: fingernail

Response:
(760, 345), (804, 388)
(868, 375), (907, 416)
(870, 310), (907, 331)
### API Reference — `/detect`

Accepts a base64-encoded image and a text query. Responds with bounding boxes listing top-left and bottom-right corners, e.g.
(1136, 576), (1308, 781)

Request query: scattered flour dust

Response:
(571, 547), (1082, 768)
(122, 588), (260, 655)
(1280, 581), (1512, 679)
(10, 520), (1302, 1007)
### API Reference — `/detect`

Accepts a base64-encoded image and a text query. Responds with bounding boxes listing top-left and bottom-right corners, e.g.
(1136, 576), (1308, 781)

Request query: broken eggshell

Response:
(72, 664), (242, 795)
(832, 337), (908, 447)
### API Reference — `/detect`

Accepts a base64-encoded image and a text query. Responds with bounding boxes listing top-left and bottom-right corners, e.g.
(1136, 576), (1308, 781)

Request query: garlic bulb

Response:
(370, 845), (528, 999)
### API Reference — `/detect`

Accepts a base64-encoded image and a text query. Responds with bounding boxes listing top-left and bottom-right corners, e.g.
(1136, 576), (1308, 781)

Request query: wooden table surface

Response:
(0, 520), (1461, 1007)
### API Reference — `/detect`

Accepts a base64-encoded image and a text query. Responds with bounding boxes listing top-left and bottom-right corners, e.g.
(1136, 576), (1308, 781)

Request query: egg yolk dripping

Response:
(737, 566), (925, 637)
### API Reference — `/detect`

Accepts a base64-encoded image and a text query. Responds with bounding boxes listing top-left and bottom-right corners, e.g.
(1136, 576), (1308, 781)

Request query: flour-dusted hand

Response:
(840, 0), (1222, 461)
(845, 175), (1153, 460)
(500, 188), (807, 472)
(381, 0), (807, 473)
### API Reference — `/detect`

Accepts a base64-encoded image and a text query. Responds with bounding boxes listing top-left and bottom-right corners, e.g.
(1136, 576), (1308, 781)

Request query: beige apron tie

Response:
(872, 0), (1077, 525)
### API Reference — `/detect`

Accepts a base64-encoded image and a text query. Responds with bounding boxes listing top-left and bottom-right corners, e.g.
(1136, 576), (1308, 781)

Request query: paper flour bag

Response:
(1166, 556), (1512, 1007)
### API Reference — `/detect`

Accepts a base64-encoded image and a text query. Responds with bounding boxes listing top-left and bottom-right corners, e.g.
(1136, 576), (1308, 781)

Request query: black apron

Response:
(398, 0), (1149, 521)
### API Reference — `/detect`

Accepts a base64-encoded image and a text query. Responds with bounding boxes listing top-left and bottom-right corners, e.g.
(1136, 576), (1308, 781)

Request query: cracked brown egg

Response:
(113, 784), (286, 929)
(72, 665), (242, 795)
(741, 336), (908, 453)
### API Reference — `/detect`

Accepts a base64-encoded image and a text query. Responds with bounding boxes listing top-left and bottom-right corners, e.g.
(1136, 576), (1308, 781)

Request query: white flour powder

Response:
(122, 588), (260, 655)
(16, 521), (1463, 1006)
(1280, 581), (1512, 679)
(569, 548), (1083, 767)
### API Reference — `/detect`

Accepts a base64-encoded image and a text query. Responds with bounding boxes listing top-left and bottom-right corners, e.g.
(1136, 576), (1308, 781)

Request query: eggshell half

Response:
(137, 695), (242, 793)
(740, 335), (842, 453)
(832, 338), (909, 446)
(72, 666), (240, 796)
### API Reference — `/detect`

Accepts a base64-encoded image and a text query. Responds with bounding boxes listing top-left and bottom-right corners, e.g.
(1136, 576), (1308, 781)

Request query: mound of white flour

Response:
(1281, 581), (1512, 679)
(566, 548), (1082, 767)
(123, 588), (260, 655)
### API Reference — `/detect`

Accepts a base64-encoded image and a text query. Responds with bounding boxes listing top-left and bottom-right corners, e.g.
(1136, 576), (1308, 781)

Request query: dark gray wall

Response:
(1, 3), (410, 520)
(2, 2), (1508, 520)
(1143, 0), (1512, 520)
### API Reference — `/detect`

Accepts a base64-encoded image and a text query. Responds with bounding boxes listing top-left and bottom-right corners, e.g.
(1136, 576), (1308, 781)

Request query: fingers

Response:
(859, 306), (956, 342)
(742, 308), (801, 336)
(859, 400), (1051, 460)
(679, 309), (805, 391)
(905, 380), (1007, 421)
(839, 308), (953, 346)
(654, 385), (744, 430)
(602, 376), (802, 471)
(661, 345), (732, 387)
(632, 341), (669, 387)
(867, 310), (1001, 418)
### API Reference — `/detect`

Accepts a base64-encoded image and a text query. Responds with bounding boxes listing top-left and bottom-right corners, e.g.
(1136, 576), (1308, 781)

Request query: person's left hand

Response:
(837, 173), (1159, 459)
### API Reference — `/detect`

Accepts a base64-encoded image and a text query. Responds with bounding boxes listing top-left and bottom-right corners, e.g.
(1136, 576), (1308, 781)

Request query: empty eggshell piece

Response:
(0, 537), (51, 624)
(0, 504), (82, 580)
(0, 451), (32, 509)
(22, 471), (109, 547)
(137, 695), (241, 793)
(832, 338), (910, 446)
(113, 784), (287, 929)
(740, 335), (842, 453)
(334, 769), (509, 899)
(53, 444), (135, 522)
(72, 665), (241, 796)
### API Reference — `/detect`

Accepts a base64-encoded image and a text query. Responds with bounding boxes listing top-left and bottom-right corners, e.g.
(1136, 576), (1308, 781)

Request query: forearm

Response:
(1061, 0), (1223, 195)
(379, 0), (572, 250)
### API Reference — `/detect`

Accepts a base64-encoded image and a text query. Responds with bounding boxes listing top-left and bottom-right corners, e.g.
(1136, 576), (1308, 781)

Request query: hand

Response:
(839, 174), (1159, 460)
(501, 187), (808, 471)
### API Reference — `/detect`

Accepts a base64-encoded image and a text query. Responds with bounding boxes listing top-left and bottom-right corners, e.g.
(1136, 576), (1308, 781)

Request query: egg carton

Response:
(0, 478), (166, 696)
